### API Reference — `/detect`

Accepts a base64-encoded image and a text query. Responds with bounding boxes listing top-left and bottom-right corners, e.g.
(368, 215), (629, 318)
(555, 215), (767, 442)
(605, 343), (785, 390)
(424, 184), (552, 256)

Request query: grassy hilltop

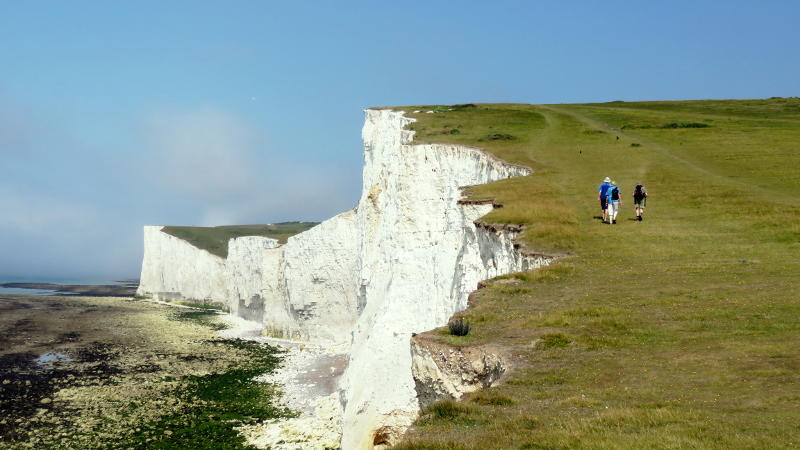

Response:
(162, 222), (318, 258)
(393, 99), (800, 449)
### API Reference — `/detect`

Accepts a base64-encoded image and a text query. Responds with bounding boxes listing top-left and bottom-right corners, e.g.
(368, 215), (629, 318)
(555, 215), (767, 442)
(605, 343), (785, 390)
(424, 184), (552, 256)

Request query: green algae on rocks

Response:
(0, 295), (293, 449)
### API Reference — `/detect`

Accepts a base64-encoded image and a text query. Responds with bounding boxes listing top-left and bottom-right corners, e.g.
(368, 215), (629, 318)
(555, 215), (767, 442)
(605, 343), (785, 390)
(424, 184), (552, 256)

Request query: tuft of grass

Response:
(537, 333), (571, 349)
(393, 442), (471, 450)
(502, 263), (575, 284)
(448, 318), (471, 336)
(418, 400), (478, 426)
(622, 122), (711, 130)
(176, 301), (228, 311)
(480, 133), (517, 141)
(659, 122), (710, 129)
(470, 391), (515, 406)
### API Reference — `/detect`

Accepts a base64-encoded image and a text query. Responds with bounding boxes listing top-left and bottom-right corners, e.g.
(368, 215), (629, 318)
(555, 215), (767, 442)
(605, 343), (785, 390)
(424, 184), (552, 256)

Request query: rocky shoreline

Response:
(0, 294), (289, 448)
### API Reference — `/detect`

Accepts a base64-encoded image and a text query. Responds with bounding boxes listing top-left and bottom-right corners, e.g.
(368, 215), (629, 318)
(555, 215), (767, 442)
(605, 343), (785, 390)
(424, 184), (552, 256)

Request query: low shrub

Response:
(622, 122), (710, 130)
(448, 317), (471, 336)
(659, 122), (710, 129)
(470, 391), (515, 406)
(537, 333), (571, 349)
(178, 301), (227, 311)
(482, 133), (516, 141)
(393, 441), (470, 450)
(425, 400), (473, 420)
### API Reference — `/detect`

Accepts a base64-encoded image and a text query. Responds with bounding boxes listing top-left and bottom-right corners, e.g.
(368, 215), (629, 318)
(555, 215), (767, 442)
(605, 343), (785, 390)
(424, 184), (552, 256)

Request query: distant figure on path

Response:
(598, 177), (612, 223)
(633, 182), (648, 221)
(606, 180), (621, 224)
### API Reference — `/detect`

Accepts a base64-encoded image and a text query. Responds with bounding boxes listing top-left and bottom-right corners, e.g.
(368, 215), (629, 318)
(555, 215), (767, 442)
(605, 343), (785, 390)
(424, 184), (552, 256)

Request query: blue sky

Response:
(0, 1), (798, 280)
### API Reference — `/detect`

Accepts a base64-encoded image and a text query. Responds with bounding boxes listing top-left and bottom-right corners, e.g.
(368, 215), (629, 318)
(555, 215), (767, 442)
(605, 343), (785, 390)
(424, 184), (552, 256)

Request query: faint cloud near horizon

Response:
(0, 186), (129, 278)
(0, 95), (62, 159)
(143, 108), (260, 203)
(140, 107), (356, 226)
(0, 186), (100, 235)
(0, 97), (359, 279)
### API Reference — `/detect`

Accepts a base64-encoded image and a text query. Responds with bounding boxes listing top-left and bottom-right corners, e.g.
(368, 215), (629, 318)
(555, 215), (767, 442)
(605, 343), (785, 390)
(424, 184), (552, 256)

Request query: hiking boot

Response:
(639, 216), (643, 221)
(612, 219), (617, 224)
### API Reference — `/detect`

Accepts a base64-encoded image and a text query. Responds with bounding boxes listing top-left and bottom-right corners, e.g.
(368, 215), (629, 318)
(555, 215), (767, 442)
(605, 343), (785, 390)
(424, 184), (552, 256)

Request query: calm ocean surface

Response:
(0, 277), (138, 296)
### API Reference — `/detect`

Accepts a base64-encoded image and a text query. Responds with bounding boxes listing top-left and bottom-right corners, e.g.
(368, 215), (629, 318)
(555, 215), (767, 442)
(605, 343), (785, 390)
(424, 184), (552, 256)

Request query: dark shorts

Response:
(600, 198), (608, 210)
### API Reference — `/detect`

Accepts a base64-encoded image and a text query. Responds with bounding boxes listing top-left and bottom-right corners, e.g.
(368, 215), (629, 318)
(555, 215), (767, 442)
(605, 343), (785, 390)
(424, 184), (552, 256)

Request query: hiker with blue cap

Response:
(598, 177), (612, 223)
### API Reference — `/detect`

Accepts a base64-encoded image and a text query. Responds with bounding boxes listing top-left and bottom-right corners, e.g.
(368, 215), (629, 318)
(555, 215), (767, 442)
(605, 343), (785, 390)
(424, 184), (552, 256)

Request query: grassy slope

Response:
(394, 99), (800, 449)
(161, 222), (318, 258)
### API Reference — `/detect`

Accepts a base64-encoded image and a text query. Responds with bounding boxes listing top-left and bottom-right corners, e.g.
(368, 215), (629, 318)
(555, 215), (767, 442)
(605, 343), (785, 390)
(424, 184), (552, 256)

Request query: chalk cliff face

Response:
(138, 226), (231, 303)
(137, 109), (552, 448)
(137, 216), (359, 344)
(339, 110), (550, 448)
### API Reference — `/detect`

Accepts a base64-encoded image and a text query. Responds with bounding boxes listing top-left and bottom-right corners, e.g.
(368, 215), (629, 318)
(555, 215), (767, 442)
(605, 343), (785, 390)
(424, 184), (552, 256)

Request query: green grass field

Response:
(393, 99), (800, 449)
(162, 222), (318, 258)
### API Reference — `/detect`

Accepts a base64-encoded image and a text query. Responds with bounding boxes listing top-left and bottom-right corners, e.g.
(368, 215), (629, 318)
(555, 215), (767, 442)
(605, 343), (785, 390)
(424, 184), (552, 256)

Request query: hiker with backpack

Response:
(633, 182), (648, 221)
(598, 176), (612, 223)
(606, 180), (621, 224)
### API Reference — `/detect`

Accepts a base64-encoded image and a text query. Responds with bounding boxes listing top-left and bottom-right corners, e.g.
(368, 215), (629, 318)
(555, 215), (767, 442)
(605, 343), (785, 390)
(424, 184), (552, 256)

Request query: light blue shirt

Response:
(606, 186), (620, 203)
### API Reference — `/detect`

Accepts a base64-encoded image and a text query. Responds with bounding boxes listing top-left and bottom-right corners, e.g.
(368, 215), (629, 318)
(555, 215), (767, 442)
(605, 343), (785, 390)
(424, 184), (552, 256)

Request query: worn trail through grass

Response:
(395, 99), (800, 449)
(543, 104), (796, 205)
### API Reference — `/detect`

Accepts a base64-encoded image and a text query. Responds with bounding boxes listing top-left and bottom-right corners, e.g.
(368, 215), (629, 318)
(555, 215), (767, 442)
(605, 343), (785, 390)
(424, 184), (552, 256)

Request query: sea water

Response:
(0, 276), (138, 296)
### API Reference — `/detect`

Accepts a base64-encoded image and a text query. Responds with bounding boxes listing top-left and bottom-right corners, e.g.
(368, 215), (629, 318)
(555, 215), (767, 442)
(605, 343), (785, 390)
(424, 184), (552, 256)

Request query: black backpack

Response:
(634, 185), (646, 198)
(611, 186), (620, 201)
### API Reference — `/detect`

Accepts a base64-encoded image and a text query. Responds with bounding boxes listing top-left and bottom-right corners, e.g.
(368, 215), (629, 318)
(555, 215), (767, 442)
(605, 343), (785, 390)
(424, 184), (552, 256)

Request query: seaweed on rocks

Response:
(117, 339), (293, 449)
(0, 352), (79, 442)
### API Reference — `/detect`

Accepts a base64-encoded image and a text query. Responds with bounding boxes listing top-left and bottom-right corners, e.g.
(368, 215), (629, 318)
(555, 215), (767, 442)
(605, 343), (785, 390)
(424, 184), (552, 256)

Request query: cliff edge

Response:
(137, 108), (552, 448)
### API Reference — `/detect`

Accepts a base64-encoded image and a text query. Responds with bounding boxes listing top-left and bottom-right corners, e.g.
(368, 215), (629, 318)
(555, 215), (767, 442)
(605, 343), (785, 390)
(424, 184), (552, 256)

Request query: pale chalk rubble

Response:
(220, 314), (347, 449)
(138, 109), (554, 448)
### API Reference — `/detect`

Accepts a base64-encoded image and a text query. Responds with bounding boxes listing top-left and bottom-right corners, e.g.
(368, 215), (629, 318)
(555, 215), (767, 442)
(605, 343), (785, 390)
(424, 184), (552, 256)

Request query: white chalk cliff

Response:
(137, 109), (552, 448)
